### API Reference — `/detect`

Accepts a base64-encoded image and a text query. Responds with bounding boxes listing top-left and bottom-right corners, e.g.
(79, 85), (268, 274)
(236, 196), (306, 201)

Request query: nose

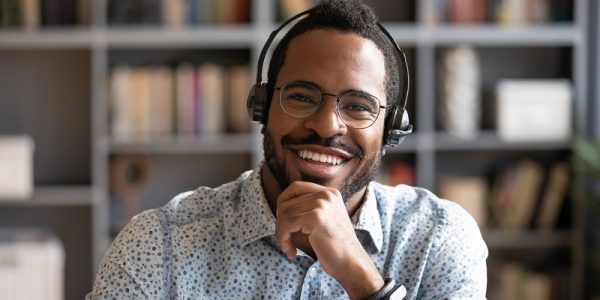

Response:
(303, 97), (347, 138)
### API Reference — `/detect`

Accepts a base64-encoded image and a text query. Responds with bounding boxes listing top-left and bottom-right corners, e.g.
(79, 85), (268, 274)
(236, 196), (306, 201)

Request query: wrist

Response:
(335, 252), (384, 299)
(367, 278), (402, 300)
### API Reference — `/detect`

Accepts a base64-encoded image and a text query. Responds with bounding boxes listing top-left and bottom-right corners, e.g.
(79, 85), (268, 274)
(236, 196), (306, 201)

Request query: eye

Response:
(342, 103), (372, 112)
(288, 93), (318, 104)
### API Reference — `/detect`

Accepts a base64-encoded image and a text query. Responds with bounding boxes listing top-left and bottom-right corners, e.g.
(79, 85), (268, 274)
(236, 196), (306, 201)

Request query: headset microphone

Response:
(247, 9), (413, 147)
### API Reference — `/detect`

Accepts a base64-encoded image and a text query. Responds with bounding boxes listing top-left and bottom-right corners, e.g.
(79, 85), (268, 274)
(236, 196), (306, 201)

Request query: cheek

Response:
(354, 130), (384, 159)
(365, 120), (386, 146)
(266, 99), (303, 134)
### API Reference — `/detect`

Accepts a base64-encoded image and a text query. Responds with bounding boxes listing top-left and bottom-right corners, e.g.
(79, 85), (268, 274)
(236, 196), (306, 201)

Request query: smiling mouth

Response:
(297, 149), (346, 166)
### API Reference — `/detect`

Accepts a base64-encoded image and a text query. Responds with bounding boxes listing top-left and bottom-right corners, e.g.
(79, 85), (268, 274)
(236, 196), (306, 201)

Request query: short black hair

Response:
(267, 0), (400, 112)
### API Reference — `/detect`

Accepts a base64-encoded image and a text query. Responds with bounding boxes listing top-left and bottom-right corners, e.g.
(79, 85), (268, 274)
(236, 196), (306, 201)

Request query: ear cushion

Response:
(384, 107), (412, 146)
(247, 84), (270, 124)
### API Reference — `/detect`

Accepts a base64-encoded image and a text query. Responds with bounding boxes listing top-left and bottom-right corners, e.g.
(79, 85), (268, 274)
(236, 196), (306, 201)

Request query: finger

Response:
(275, 214), (310, 259)
(275, 212), (312, 259)
(277, 182), (344, 216)
(277, 181), (330, 208)
(276, 192), (322, 217)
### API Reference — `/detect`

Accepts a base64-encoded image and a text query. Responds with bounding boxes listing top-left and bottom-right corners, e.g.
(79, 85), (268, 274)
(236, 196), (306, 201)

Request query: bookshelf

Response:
(0, 0), (595, 299)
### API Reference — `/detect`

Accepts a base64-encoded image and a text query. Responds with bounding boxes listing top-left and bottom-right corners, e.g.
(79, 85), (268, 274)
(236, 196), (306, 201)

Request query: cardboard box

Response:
(496, 79), (572, 142)
(0, 136), (34, 199)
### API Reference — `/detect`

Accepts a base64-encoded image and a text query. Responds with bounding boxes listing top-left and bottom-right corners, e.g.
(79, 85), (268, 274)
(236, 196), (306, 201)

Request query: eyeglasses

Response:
(275, 81), (389, 129)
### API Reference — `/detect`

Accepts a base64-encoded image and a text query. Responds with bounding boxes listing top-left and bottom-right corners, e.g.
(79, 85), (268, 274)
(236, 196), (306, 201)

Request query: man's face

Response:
(263, 29), (387, 201)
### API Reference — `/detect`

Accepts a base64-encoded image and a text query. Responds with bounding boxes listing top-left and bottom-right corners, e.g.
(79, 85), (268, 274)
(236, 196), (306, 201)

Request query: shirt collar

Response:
(233, 164), (383, 253)
(352, 183), (384, 252)
(235, 164), (277, 247)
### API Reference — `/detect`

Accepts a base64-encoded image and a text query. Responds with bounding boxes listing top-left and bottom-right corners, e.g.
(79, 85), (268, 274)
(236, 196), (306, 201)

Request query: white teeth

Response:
(298, 149), (344, 166)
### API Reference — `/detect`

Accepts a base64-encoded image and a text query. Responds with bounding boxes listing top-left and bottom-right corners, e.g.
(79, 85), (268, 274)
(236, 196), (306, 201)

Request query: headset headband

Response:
(254, 8), (409, 113)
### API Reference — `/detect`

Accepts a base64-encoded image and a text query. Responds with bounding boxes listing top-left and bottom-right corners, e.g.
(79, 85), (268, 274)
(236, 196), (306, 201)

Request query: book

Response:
(279, 0), (313, 20)
(232, 0), (250, 23)
(198, 63), (225, 135)
(108, 0), (143, 24)
(162, 0), (185, 27)
(214, 0), (234, 24)
(147, 66), (174, 137)
(448, 0), (487, 24)
(489, 160), (546, 229)
(489, 263), (552, 300)
(438, 176), (488, 228)
(78, 0), (91, 25)
(19, 0), (39, 29)
(175, 63), (196, 136)
(141, 0), (161, 24)
(110, 66), (133, 140)
(200, 0), (214, 24)
(110, 63), (252, 139)
(42, 0), (77, 26)
(501, 160), (544, 229)
(1, 0), (20, 26)
(536, 162), (569, 228)
(427, 0), (559, 25)
(130, 68), (151, 139)
(227, 65), (252, 132)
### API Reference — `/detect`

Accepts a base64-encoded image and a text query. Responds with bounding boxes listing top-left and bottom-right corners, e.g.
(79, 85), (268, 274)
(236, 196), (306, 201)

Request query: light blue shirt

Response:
(89, 165), (487, 299)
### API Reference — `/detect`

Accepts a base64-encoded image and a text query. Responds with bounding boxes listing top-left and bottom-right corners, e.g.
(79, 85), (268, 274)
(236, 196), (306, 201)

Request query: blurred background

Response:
(0, 0), (599, 299)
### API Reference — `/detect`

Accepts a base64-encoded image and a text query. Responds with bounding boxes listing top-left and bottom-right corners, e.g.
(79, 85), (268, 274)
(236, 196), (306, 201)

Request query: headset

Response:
(247, 8), (413, 147)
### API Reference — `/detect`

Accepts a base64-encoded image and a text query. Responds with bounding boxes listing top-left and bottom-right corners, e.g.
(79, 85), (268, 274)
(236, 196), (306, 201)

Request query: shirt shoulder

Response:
(371, 182), (476, 229)
(371, 182), (486, 259)
(91, 170), (256, 298)
(159, 169), (254, 226)
(371, 183), (488, 299)
(90, 208), (169, 298)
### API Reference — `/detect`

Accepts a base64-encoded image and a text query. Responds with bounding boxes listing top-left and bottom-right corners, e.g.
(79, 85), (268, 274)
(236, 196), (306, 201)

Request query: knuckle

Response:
(323, 189), (341, 200)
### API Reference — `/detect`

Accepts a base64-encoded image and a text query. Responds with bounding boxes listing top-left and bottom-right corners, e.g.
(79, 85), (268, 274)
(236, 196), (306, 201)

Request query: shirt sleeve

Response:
(88, 210), (168, 299)
(417, 203), (488, 300)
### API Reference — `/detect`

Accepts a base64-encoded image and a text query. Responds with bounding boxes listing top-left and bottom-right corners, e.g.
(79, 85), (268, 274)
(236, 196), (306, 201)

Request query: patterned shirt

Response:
(88, 165), (488, 299)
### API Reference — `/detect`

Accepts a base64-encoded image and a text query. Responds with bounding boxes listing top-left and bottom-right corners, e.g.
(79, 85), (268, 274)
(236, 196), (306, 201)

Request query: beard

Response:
(263, 129), (383, 202)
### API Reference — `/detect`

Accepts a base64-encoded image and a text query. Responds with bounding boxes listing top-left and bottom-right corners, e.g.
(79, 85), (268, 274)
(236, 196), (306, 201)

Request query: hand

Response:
(275, 181), (384, 299)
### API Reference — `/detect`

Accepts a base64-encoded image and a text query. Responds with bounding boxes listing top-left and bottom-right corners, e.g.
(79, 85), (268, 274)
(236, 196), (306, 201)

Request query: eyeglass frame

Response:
(274, 80), (391, 129)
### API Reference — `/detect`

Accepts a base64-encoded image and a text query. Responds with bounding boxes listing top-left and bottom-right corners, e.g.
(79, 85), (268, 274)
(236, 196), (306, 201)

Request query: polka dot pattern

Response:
(88, 166), (488, 299)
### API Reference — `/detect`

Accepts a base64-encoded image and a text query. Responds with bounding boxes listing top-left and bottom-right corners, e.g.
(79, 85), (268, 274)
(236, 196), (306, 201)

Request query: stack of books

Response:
(109, 63), (252, 140)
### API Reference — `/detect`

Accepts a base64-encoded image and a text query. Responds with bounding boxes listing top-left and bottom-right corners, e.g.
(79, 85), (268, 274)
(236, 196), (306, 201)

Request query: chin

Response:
(263, 128), (383, 202)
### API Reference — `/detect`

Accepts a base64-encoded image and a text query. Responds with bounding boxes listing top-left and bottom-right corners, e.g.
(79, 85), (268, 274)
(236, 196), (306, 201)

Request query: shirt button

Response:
(308, 268), (317, 277)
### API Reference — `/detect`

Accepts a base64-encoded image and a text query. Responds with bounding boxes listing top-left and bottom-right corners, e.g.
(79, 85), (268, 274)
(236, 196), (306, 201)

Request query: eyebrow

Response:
(291, 79), (381, 101)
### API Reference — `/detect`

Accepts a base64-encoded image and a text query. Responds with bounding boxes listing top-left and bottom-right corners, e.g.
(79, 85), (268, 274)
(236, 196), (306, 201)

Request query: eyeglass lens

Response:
(279, 81), (381, 129)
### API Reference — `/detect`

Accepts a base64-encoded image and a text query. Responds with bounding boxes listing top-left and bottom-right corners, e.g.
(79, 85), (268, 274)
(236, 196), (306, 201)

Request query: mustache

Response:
(281, 132), (363, 158)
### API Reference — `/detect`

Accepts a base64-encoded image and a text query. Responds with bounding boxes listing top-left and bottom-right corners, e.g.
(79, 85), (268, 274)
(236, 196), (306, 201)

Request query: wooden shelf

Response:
(434, 131), (572, 151)
(0, 28), (94, 48)
(383, 24), (581, 46)
(0, 186), (92, 207)
(108, 133), (255, 154)
(426, 25), (582, 46)
(105, 26), (256, 48)
(0, 24), (582, 49)
(0, 1), (591, 298)
(483, 229), (573, 249)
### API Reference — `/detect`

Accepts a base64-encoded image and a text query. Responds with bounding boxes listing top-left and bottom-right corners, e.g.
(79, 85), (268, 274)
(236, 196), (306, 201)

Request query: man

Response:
(88, 0), (487, 299)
